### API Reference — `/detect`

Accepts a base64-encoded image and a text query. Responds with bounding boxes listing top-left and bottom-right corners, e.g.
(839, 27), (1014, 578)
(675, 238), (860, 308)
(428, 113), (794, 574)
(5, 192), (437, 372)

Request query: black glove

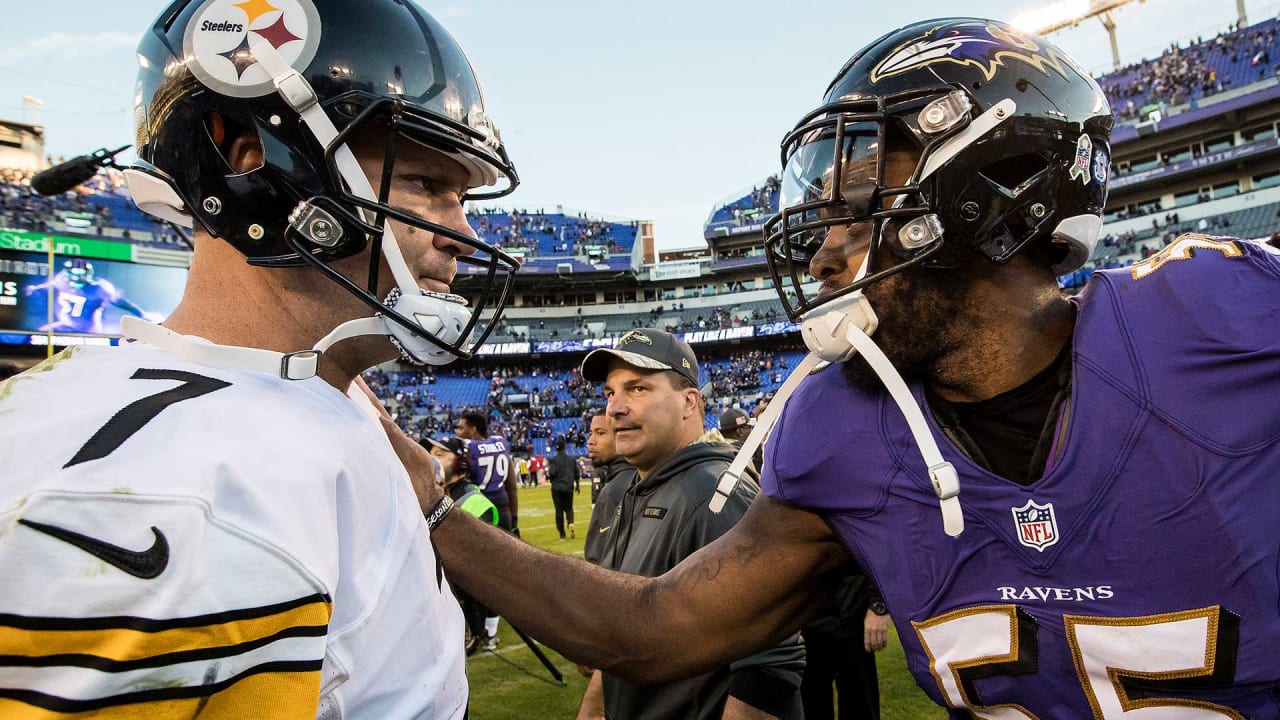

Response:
(511, 526), (521, 539)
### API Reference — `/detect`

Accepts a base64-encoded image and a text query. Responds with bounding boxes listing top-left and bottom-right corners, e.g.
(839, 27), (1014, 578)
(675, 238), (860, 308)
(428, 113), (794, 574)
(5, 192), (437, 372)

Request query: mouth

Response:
(419, 276), (452, 294)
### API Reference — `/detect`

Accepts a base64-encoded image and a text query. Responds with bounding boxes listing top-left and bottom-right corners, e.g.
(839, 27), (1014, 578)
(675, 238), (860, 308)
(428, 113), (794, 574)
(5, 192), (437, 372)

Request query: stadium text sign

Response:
(0, 230), (133, 262)
(649, 261), (704, 281)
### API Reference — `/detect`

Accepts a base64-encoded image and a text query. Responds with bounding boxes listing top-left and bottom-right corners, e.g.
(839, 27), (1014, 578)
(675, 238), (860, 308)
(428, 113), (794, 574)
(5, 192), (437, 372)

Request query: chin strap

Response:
(218, 34), (472, 370)
(120, 315), (397, 382)
(709, 352), (823, 513)
(121, 316), (322, 380)
(708, 292), (964, 538)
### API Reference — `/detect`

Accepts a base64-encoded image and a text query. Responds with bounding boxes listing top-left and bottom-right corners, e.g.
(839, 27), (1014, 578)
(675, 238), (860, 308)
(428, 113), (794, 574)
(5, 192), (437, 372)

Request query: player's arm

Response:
(575, 670), (605, 720)
(386, 417), (849, 683)
(504, 455), (519, 527)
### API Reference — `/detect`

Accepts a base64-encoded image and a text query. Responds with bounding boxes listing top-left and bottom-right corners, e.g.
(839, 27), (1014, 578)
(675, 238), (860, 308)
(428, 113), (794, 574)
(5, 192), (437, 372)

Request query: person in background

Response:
(456, 411), (519, 532)
(573, 329), (805, 720)
(547, 439), (580, 539)
(425, 436), (498, 655)
(799, 564), (888, 720)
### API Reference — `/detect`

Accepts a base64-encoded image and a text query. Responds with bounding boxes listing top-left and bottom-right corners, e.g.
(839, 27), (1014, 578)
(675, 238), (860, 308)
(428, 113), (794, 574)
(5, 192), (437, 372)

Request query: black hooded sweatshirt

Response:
(598, 441), (806, 720)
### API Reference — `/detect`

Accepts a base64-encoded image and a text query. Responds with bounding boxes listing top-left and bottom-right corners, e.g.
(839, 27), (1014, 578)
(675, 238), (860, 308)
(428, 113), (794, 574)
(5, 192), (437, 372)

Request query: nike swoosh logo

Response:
(19, 519), (169, 579)
(597, 526), (610, 534)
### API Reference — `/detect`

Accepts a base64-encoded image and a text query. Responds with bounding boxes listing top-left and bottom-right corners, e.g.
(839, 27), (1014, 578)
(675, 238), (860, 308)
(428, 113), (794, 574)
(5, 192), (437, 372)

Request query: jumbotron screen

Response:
(0, 250), (186, 342)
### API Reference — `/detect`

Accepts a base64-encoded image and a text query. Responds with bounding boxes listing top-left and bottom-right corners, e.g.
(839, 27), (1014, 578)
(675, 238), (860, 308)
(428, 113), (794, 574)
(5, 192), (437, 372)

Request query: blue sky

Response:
(1, 0), (1270, 248)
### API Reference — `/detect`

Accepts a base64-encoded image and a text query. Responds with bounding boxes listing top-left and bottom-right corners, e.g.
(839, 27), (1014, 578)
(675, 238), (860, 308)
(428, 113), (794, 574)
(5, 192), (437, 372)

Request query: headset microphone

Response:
(30, 145), (131, 197)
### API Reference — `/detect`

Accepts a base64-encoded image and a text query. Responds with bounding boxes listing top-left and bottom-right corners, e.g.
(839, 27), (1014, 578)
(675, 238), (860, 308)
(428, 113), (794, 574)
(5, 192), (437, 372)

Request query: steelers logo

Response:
(184, 0), (322, 98)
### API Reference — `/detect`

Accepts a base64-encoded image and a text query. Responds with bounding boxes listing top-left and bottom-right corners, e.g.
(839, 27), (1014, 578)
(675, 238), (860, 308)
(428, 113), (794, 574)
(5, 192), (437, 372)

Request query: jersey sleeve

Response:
(1086, 236), (1280, 453)
(0, 493), (331, 719)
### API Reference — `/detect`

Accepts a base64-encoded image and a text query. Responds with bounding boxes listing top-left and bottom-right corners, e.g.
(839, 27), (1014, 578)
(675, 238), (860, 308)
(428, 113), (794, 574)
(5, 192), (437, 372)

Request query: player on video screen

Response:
(24, 259), (160, 334)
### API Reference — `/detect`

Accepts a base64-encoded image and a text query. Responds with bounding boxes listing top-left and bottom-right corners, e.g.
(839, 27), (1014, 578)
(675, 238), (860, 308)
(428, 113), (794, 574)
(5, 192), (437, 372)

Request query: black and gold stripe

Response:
(0, 593), (330, 718)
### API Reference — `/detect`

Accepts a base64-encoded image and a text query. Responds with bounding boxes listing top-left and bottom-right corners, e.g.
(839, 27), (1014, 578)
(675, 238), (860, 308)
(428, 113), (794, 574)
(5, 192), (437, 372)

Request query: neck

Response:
(161, 237), (395, 391)
(927, 276), (1074, 404)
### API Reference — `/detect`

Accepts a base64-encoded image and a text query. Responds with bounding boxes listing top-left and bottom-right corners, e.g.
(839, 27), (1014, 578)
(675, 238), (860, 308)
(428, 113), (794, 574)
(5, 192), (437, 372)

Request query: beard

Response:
(839, 262), (975, 392)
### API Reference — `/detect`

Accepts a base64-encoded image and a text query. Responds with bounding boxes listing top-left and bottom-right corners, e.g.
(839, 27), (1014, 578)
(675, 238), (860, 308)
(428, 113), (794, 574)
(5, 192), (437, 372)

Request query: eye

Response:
(411, 176), (466, 202)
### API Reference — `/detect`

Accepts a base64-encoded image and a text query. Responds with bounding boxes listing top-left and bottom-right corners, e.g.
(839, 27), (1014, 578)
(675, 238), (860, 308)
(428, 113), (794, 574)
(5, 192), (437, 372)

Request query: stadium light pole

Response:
(1012, 0), (1142, 70)
(22, 95), (42, 126)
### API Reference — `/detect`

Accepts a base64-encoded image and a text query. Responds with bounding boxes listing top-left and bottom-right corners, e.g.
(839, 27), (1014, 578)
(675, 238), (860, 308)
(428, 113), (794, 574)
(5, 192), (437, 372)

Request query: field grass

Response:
(465, 484), (947, 719)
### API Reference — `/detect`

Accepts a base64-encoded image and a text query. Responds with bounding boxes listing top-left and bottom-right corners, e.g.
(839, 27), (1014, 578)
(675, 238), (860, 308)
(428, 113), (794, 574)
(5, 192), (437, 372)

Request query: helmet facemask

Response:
(764, 86), (995, 322)
(126, 0), (523, 372)
(281, 96), (519, 364)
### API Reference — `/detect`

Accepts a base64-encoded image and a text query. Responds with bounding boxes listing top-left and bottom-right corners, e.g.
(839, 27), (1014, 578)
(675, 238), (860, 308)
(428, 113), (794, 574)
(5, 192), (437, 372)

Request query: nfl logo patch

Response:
(1011, 499), (1059, 552)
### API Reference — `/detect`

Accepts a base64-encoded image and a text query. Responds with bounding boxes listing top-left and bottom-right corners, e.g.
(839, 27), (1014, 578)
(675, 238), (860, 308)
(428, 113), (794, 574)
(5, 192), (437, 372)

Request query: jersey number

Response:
(65, 369), (231, 469)
(1130, 236), (1241, 280)
(59, 293), (87, 318)
(914, 605), (1243, 719)
(476, 453), (510, 488)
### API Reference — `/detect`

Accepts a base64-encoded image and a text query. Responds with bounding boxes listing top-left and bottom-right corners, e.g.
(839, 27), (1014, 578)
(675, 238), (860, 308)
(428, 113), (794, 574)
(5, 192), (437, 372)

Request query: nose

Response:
(606, 393), (629, 419)
(807, 223), (872, 289)
(808, 224), (852, 283)
(432, 196), (480, 259)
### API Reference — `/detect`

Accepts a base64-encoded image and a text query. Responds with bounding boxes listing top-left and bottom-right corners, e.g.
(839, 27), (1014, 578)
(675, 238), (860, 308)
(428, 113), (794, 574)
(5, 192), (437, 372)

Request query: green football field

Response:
(464, 484), (947, 719)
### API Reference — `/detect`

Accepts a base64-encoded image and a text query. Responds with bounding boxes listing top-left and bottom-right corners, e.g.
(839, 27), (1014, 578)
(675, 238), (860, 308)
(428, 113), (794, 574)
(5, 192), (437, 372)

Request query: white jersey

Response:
(0, 341), (466, 719)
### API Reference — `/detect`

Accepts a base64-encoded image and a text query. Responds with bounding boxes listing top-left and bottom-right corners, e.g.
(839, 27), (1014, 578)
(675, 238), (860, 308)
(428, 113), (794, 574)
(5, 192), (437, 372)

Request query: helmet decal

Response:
(1092, 148), (1109, 185)
(1069, 134), (1094, 186)
(870, 21), (1076, 85)
(184, 0), (322, 98)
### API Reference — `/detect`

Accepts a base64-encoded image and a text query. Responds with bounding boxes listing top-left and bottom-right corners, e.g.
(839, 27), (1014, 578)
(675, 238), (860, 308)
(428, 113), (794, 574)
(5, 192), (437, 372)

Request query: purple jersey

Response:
(46, 278), (119, 333)
(763, 237), (1280, 717)
(467, 435), (512, 504)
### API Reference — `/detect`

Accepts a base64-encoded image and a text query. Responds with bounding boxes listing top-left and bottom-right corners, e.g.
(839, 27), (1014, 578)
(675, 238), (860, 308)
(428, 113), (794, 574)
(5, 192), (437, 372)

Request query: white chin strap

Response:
(123, 35), (476, 379)
(710, 260), (964, 538)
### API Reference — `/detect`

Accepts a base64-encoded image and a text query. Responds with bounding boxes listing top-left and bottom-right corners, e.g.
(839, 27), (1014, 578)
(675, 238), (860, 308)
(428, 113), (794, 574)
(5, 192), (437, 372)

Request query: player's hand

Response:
(575, 664), (595, 678)
(864, 609), (889, 653)
(378, 416), (444, 515)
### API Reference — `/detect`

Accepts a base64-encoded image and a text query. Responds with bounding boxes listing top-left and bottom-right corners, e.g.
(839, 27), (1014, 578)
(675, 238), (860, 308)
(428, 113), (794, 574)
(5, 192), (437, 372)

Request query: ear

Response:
(225, 131), (265, 175)
(683, 388), (701, 420)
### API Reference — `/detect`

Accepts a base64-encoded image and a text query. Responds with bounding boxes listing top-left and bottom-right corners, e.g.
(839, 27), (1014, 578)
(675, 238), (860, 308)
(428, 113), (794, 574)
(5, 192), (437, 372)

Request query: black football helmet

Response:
(764, 18), (1113, 320)
(126, 0), (520, 365)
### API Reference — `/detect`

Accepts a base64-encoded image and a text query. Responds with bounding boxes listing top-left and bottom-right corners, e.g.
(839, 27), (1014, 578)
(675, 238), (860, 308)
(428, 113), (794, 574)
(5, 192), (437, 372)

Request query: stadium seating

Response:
(465, 209), (639, 259)
(1097, 18), (1280, 122)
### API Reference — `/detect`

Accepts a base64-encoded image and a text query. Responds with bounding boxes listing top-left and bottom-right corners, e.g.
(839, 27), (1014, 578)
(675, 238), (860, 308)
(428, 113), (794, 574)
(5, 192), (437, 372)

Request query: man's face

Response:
(586, 415), (617, 464)
(455, 419), (479, 440)
(429, 446), (459, 485)
(603, 362), (695, 474)
(306, 131), (480, 346)
(806, 145), (972, 390)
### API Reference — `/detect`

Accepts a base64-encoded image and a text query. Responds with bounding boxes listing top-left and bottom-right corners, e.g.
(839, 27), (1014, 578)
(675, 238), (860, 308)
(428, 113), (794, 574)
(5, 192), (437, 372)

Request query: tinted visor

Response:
(779, 121), (881, 213)
(775, 121), (880, 265)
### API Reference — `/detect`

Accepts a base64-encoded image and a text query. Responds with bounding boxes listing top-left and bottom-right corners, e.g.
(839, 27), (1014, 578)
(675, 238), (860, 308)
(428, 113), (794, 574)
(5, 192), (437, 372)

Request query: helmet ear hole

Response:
(204, 112), (263, 174)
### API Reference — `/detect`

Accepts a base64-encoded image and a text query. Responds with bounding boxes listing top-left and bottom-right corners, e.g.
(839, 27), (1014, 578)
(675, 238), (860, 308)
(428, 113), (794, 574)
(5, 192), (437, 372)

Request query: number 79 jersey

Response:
(761, 237), (1280, 718)
(467, 435), (512, 504)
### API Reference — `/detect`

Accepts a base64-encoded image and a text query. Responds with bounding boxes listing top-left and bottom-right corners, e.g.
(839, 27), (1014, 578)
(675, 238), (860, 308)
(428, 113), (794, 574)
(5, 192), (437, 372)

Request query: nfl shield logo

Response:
(1012, 500), (1059, 552)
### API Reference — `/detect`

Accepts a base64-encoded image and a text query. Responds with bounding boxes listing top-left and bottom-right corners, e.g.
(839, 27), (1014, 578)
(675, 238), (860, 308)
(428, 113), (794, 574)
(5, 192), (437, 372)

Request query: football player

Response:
(25, 259), (161, 333)
(380, 18), (1280, 718)
(0, 0), (519, 717)
(455, 411), (519, 532)
(454, 410), (518, 649)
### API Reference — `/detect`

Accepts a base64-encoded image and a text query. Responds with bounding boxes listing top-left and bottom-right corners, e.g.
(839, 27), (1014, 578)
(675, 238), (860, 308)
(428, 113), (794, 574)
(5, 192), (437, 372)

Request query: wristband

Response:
(426, 494), (455, 531)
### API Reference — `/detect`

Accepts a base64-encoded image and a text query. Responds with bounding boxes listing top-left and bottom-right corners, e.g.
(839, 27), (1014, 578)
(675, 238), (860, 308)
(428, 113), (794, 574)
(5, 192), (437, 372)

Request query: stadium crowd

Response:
(1099, 18), (1280, 121)
(365, 344), (802, 459)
